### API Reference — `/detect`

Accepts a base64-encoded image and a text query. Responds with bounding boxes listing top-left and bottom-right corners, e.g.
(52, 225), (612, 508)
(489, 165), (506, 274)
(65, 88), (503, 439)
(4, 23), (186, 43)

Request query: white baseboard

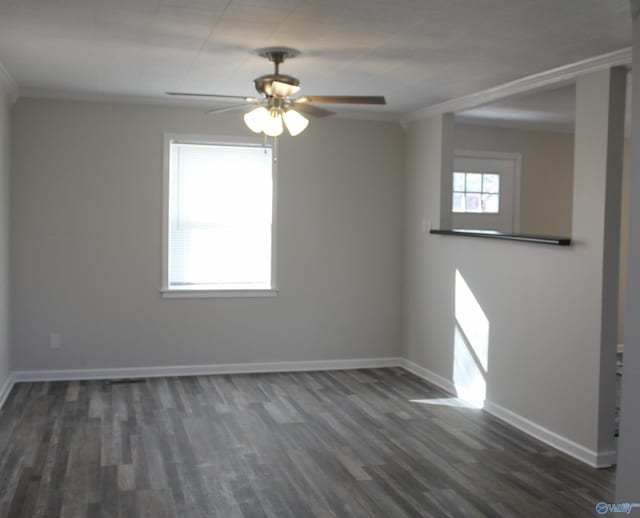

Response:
(0, 372), (15, 410)
(483, 401), (616, 468)
(400, 358), (457, 395)
(13, 357), (403, 383)
(399, 358), (615, 468)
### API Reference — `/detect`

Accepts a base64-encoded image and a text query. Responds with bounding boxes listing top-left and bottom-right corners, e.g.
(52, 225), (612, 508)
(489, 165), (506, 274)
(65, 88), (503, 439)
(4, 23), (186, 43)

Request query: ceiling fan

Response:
(166, 47), (386, 137)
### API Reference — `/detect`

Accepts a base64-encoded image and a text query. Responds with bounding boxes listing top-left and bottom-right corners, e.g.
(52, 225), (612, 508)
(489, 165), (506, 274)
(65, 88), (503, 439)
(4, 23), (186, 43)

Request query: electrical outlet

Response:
(49, 333), (62, 349)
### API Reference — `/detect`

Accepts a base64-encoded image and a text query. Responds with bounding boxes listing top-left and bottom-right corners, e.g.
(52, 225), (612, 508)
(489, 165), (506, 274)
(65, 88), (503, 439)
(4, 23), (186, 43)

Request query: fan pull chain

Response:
(264, 133), (279, 162)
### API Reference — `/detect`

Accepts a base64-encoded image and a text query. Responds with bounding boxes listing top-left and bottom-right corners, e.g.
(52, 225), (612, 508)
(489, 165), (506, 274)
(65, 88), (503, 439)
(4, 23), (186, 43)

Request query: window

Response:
(162, 135), (277, 297)
(452, 172), (500, 214)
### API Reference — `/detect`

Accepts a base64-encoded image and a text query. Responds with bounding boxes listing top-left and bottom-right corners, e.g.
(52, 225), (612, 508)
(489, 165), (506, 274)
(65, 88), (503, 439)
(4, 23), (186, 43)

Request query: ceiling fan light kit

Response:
(244, 105), (309, 137)
(167, 47), (386, 138)
(244, 106), (284, 137)
(243, 106), (270, 133)
(282, 109), (309, 136)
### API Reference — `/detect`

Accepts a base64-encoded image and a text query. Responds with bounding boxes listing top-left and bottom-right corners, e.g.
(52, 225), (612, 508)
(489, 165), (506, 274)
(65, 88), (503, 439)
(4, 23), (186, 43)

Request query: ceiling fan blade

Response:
(291, 102), (335, 118)
(166, 92), (258, 102)
(206, 103), (260, 115)
(296, 95), (386, 105)
(269, 80), (301, 98)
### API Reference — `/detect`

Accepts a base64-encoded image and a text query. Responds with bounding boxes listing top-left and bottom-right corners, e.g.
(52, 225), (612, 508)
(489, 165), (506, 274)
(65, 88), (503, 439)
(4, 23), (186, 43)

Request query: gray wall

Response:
(0, 82), (10, 389)
(454, 123), (575, 236)
(455, 124), (631, 345)
(403, 69), (623, 458)
(616, 2), (640, 499)
(618, 139), (631, 345)
(11, 99), (404, 371)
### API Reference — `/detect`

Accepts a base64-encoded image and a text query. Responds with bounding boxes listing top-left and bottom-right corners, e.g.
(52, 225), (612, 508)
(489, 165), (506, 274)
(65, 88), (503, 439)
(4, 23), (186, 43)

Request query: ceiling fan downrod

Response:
(257, 47), (300, 75)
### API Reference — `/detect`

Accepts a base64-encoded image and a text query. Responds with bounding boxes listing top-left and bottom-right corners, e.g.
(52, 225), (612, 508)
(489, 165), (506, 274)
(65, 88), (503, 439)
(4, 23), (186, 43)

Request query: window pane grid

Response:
(452, 172), (500, 214)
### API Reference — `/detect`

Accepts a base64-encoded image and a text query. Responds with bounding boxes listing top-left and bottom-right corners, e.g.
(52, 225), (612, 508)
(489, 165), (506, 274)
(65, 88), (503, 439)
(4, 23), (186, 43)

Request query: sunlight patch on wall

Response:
(453, 270), (489, 408)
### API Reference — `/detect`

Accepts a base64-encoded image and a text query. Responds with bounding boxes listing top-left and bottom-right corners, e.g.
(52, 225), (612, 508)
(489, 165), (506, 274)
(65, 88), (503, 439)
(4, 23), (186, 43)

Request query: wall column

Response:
(616, 1), (640, 500)
(572, 67), (626, 462)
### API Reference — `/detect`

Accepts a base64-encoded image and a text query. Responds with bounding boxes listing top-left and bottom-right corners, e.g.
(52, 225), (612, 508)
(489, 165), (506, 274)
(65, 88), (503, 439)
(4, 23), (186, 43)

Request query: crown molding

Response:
(0, 60), (19, 103)
(404, 47), (632, 123)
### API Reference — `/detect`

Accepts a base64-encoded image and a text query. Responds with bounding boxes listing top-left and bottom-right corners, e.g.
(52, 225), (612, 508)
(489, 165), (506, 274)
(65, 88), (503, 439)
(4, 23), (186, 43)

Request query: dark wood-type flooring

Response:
(0, 368), (615, 517)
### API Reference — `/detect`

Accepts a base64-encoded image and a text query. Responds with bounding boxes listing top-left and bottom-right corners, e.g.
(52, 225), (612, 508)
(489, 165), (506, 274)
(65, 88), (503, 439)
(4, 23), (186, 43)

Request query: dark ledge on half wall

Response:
(430, 229), (572, 246)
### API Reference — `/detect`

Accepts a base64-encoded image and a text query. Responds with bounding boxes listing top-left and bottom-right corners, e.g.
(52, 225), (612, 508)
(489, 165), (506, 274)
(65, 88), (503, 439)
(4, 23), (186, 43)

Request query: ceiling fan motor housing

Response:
(253, 47), (302, 97)
(254, 74), (300, 96)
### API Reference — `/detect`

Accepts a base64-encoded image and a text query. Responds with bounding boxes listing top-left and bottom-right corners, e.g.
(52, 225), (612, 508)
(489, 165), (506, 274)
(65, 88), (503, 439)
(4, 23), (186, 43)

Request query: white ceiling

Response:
(0, 0), (632, 116)
(457, 72), (632, 133)
(457, 84), (578, 133)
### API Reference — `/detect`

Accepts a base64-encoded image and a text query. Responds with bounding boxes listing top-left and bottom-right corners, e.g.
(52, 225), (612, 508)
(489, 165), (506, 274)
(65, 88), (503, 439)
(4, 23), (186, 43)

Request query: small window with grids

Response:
(452, 172), (500, 214)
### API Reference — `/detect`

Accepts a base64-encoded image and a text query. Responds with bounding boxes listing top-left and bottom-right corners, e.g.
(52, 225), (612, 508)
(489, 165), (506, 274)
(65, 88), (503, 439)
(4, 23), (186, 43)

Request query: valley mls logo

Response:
(596, 502), (640, 515)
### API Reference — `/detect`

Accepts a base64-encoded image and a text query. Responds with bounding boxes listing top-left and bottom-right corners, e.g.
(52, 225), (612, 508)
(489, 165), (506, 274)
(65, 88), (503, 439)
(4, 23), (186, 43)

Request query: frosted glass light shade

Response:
(269, 81), (301, 98)
(262, 113), (284, 137)
(243, 105), (305, 137)
(244, 107), (270, 133)
(283, 109), (309, 136)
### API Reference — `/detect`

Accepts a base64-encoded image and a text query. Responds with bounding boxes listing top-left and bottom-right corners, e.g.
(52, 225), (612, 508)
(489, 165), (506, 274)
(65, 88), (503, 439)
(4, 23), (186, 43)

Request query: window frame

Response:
(161, 133), (279, 299)
(452, 171), (502, 214)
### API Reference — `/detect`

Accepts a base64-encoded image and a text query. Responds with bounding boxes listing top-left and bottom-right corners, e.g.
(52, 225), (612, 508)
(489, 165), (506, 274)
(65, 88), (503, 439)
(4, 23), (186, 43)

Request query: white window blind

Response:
(167, 140), (274, 291)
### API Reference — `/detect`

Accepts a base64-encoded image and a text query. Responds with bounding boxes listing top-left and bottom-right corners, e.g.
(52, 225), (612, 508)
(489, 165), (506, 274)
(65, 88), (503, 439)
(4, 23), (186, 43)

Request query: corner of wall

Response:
(0, 61), (19, 104)
(438, 113), (455, 229)
(0, 68), (13, 399)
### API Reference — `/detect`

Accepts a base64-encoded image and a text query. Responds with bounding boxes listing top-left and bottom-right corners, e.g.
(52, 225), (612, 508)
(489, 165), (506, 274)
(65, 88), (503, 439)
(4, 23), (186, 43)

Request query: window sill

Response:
(160, 288), (279, 299)
(429, 229), (571, 246)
